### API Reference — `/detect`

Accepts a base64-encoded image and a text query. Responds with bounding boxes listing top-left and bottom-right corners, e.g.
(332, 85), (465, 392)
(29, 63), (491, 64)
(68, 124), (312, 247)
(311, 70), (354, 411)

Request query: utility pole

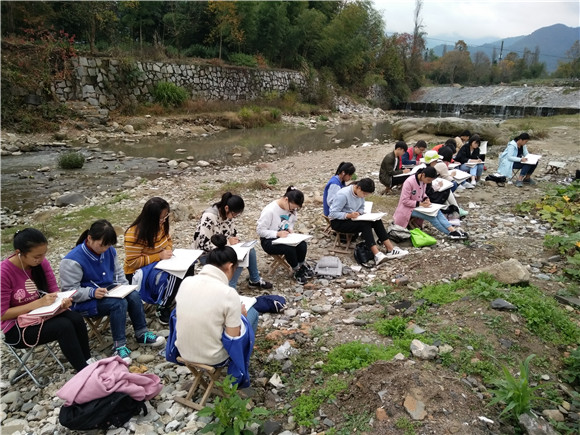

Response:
(498, 41), (504, 62)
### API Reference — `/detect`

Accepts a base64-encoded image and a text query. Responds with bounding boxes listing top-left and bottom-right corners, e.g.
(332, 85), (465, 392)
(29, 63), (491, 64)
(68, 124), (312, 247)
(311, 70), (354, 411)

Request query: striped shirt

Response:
(123, 225), (173, 275)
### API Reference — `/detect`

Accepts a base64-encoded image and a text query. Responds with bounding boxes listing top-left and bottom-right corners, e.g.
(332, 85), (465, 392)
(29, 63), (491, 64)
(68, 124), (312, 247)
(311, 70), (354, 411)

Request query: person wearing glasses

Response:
(60, 219), (165, 364)
(257, 186), (312, 284)
(124, 197), (187, 324)
(193, 192), (272, 290)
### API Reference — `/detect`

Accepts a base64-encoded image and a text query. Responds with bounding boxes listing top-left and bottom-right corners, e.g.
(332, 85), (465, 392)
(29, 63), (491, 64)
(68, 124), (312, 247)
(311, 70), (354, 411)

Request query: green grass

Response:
(292, 378), (348, 427)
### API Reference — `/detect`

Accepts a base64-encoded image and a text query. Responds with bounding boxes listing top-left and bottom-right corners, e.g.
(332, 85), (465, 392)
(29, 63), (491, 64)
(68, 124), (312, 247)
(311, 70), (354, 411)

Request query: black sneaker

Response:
(448, 231), (463, 240)
(157, 306), (171, 325)
(301, 263), (315, 278)
(248, 278), (273, 289)
(294, 267), (308, 285)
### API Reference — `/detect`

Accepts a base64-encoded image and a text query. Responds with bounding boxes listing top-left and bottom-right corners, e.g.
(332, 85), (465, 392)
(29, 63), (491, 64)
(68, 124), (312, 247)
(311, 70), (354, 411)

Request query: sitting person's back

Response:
(175, 234), (244, 365)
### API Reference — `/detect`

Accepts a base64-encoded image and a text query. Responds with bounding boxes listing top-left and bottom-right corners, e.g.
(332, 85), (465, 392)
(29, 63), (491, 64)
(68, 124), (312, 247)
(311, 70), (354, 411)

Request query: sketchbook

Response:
(104, 284), (138, 298)
(414, 203), (445, 216)
(364, 201), (373, 214)
(240, 296), (257, 310)
(155, 249), (203, 279)
(353, 212), (386, 221)
(28, 290), (77, 316)
(522, 153), (542, 165)
(464, 159), (483, 168)
(394, 163), (426, 177)
(479, 141), (488, 155)
(272, 233), (312, 246)
(448, 162), (461, 169)
(431, 178), (454, 192)
(452, 169), (471, 183)
(231, 241), (257, 268)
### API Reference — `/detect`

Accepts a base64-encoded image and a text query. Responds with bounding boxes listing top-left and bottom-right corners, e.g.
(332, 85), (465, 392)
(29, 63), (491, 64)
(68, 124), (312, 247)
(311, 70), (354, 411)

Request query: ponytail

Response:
(283, 186), (304, 208)
(207, 234), (238, 268)
(213, 192), (245, 220)
(335, 162), (355, 176)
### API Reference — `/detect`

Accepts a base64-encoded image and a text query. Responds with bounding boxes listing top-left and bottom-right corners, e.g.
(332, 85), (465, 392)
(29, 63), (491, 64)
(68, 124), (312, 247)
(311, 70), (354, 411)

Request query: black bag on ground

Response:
(59, 392), (148, 430)
(386, 224), (411, 243)
(354, 242), (375, 268)
(485, 173), (507, 186)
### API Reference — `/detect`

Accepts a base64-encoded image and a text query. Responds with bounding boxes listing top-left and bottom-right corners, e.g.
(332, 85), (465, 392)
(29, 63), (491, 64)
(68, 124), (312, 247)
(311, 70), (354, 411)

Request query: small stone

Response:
(490, 298), (517, 311)
(404, 394), (427, 420)
(542, 409), (564, 422)
(410, 339), (438, 360)
(376, 407), (388, 421)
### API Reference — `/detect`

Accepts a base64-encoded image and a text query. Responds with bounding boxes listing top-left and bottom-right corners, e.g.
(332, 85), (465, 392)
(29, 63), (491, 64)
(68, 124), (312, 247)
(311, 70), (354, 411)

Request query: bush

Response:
(152, 81), (188, 107)
(58, 152), (85, 169)
(228, 53), (258, 68)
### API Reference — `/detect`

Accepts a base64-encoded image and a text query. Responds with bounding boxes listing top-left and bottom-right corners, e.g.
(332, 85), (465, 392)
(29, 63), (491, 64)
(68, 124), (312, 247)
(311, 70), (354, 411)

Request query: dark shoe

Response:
(294, 267), (308, 285)
(448, 231), (463, 240)
(157, 306), (171, 325)
(248, 278), (273, 290)
(301, 263), (315, 278)
(514, 180), (524, 187)
(523, 178), (537, 185)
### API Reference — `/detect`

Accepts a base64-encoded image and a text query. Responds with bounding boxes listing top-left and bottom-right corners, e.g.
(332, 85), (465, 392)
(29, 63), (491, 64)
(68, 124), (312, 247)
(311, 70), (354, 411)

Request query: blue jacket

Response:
(136, 262), (173, 306)
(323, 175), (344, 216)
(497, 140), (529, 178)
(60, 243), (127, 317)
(221, 316), (254, 388)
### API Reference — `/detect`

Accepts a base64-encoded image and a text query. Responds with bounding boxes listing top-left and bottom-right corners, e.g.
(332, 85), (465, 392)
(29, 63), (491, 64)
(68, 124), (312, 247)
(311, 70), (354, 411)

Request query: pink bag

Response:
(17, 307), (67, 347)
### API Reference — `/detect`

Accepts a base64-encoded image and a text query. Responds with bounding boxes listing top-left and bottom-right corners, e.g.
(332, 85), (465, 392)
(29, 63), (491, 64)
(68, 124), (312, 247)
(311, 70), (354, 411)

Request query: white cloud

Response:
(374, 0), (580, 43)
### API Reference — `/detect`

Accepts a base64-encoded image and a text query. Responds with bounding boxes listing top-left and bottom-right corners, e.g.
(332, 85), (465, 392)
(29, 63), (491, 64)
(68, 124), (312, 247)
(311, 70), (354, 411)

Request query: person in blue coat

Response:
(60, 220), (165, 364)
(323, 162), (355, 217)
(497, 133), (537, 187)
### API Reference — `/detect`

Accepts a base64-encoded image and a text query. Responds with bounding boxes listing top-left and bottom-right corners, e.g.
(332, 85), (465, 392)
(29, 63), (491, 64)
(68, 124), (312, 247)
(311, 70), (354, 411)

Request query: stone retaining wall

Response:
(52, 57), (308, 111)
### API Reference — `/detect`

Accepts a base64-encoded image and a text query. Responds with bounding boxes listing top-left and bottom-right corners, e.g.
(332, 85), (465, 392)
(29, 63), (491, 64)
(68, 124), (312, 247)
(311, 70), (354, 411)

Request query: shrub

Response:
(58, 151), (85, 169)
(228, 53), (258, 68)
(152, 81), (188, 107)
(373, 316), (408, 338)
(324, 341), (393, 373)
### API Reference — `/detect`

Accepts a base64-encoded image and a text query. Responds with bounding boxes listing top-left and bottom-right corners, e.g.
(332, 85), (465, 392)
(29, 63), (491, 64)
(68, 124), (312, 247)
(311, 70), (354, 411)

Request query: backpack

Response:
(165, 307), (182, 365)
(386, 224), (411, 244)
(485, 173), (507, 187)
(253, 295), (287, 313)
(59, 392), (147, 431)
(353, 242), (375, 268)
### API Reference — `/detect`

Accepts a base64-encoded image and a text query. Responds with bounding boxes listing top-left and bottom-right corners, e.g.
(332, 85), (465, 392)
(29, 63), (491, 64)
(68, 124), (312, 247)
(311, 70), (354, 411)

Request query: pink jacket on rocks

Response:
(393, 175), (428, 228)
(57, 356), (162, 406)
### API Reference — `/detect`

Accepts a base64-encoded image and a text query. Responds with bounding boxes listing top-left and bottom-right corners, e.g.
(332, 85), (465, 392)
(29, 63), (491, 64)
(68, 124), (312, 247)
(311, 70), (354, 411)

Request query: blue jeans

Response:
(411, 210), (452, 235)
(451, 180), (459, 192)
(513, 162), (537, 177)
(246, 307), (259, 335)
(96, 290), (147, 348)
(229, 248), (261, 289)
(459, 163), (484, 178)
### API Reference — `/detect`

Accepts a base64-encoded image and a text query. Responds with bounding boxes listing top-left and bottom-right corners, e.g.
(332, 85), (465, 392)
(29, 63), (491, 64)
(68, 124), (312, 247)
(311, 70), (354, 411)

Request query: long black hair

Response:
(13, 228), (48, 291)
(335, 162), (355, 176)
(213, 192), (245, 220)
(126, 197), (170, 248)
(283, 186), (304, 208)
(76, 219), (117, 246)
(207, 234), (238, 269)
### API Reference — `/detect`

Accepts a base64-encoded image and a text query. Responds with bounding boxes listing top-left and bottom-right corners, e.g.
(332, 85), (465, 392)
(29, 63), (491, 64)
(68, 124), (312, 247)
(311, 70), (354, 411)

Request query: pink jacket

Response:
(57, 356), (162, 406)
(393, 175), (427, 227)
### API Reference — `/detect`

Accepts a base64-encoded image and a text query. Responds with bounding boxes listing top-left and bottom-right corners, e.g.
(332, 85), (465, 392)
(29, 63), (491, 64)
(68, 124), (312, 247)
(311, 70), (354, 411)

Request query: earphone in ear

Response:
(18, 253), (21, 257)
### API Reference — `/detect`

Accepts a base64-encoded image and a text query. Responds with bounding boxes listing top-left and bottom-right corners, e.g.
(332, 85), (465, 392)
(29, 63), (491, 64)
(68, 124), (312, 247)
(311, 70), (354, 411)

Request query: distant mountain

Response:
(430, 24), (580, 72)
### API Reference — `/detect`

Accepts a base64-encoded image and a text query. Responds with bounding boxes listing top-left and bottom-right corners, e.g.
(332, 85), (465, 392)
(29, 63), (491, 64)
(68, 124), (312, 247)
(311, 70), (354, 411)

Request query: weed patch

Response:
(324, 340), (411, 374)
(292, 378), (348, 427)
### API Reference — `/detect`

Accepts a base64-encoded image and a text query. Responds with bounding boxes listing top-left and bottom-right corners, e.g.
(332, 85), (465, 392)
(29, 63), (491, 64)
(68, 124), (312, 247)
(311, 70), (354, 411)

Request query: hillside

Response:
(431, 23), (580, 72)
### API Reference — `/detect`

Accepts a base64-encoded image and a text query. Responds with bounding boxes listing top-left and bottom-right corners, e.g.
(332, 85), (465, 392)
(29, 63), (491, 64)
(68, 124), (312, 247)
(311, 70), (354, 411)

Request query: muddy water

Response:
(1, 121), (392, 213)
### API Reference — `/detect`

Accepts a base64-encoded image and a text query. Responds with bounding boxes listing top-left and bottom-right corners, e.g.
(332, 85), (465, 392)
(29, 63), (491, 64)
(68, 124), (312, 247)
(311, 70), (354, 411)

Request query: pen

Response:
(90, 281), (100, 289)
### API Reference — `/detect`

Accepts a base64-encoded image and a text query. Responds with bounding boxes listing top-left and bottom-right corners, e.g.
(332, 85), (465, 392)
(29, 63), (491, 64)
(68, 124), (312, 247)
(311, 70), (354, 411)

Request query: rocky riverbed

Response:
(1, 104), (579, 434)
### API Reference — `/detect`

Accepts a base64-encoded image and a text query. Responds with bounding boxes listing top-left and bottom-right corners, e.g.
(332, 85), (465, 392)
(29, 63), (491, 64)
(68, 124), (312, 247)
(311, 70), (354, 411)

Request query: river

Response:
(1, 120), (393, 214)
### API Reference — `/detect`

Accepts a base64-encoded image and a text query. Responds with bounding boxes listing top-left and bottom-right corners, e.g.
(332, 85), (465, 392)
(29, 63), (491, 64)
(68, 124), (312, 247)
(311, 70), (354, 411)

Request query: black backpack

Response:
(59, 392), (148, 430)
(485, 173), (507, 186)
(354, 241), (375, 268)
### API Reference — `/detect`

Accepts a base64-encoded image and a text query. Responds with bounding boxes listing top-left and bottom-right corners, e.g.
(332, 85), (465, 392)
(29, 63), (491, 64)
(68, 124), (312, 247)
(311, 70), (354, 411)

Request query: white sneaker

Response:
(385, 247), (409, 259)
(374, 252), (389, 265)
(455, 185), (466, 192)
(448, 219), (461, 226)
(86, 357), (99, 365)
(463, 182), (475, 189)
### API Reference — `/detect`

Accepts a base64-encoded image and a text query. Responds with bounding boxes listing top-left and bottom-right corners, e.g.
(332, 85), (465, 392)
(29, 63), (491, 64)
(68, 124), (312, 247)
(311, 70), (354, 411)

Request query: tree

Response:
(553, 40), (580, 78)
(409, 0), (425, 89)
(472, 51), (491, 84)
(207, 0), (245, 59)
(119, 1), (164, 52)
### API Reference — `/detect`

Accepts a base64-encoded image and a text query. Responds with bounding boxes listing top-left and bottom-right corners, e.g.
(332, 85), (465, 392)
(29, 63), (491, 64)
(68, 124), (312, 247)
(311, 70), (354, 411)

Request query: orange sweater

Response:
(123, 226), (173, 275)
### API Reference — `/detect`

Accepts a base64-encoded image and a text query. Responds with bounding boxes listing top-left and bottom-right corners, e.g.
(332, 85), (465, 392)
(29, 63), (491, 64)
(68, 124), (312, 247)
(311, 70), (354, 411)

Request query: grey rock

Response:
(541, 409), (564, 422)
(410, 339), (438, 360)
(462, 258), (530, 284)
(263, 420), (283, 435)
(518, 413), (559, 435)
(1, 391), (21, 404)
(123, 125), (135, 134)
(491, 298), (518, 311)
(55, 192), (86, 207)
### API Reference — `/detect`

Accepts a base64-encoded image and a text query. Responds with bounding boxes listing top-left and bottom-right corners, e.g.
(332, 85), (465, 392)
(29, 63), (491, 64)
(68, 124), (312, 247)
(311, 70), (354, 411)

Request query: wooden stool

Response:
(322, 215), (332, 235)
(84, 316), (111, 351)
(333, 232), (354, 254)
(546, 161), (565, 175)
(175, 358), (224, 410)
(268, 254), (293, 276)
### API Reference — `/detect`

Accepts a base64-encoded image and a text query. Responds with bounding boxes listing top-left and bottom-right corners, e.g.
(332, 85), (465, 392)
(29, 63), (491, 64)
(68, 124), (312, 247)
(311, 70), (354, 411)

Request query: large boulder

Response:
(392, 117), (503, 144)
(462, 258), (530, 285)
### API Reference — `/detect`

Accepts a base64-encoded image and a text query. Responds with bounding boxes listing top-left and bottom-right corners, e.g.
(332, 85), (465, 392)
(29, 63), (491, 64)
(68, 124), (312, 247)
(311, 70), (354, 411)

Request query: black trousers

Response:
(4, 310), (91, 372)
(260, 238), (307, 269)
(330, 219), (389, 250)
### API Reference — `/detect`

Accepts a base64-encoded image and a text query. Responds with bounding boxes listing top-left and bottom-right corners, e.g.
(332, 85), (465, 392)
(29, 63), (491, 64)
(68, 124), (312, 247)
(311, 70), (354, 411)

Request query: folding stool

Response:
(3, 340), (65, 387)
(174, 358), (224, 410)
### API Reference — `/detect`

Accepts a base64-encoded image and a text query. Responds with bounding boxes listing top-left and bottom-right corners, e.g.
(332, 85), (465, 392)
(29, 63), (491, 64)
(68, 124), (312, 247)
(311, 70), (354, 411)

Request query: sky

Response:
(372, 0), (580, 46)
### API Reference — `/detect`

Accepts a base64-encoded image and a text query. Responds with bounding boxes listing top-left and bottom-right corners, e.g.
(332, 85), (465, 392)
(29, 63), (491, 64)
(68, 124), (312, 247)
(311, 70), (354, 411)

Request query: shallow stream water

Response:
(1, 121), (393, 214)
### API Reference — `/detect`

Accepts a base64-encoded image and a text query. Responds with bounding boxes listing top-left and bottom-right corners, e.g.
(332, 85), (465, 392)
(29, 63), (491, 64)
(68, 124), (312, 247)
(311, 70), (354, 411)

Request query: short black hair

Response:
(460, 130), (471, 137)
(515, 132), (530, 141)
(415, 140), (427, 149)
(356, 178), (375, 193)
(394, 140), (407, 151)
(439, 146), (453, 162)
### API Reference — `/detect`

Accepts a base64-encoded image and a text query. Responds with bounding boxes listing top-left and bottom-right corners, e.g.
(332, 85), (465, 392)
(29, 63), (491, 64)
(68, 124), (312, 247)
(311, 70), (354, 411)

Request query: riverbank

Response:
(1, 108), (579, 434)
